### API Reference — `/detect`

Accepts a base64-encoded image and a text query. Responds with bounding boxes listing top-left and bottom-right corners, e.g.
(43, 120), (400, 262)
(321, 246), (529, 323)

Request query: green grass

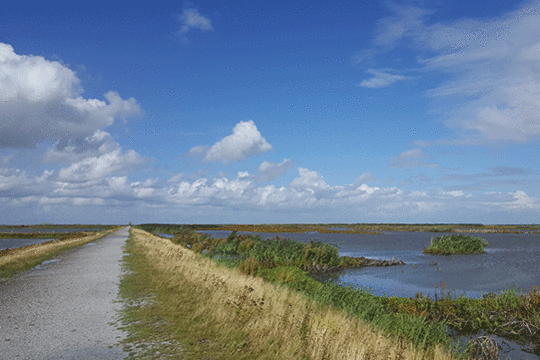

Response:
(188, 229), (539, 357)
(187, 231), (457, 354)
(422, 234), (488, 255)
(119, 231), (278, 359)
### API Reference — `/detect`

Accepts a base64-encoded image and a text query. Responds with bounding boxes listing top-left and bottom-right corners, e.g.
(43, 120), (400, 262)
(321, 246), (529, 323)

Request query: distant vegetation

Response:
(423, 234), (488, 255)
(136, 222), (540, 234)
(0, 232), (93, 239)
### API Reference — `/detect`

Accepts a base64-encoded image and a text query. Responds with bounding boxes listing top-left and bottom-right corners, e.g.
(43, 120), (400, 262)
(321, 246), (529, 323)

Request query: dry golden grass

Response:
(131, 228), (457, 360)
(0, 229), (118, 277)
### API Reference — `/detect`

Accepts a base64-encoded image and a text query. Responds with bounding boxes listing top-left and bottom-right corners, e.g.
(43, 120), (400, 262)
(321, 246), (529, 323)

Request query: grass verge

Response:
(0, 228), (119, 278)
(125, 228), (458, 360)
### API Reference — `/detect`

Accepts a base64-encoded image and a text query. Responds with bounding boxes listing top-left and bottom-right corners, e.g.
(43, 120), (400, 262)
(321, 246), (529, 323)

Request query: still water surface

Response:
(0, 238), (55, 250)
(200, 230), (540, 299)
(0, 227), (106, 250)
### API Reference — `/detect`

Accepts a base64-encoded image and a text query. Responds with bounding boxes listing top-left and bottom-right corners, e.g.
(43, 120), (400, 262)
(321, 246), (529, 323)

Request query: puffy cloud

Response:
(257, 159), (294, 181)
(290, 167), (331, 192)
(358, 69), (411, 88)
(190, 120), (272, 165)
(0, 43), (141, 148)
(58, 147), (144, 183)
(504, 190), (539, 210)
(1, 160), (539, 223)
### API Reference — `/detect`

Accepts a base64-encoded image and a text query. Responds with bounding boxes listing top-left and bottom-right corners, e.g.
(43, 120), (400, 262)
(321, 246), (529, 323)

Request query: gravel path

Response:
(0, 227), (129, 360)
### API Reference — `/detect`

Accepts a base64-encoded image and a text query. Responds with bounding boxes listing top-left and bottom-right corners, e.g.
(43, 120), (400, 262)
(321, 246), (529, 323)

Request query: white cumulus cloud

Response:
(190, 120), (272, 165)
(0, 43), (141, 148)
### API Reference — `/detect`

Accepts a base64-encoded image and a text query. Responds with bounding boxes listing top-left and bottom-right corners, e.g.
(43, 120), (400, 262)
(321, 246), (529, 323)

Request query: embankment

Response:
(130, 228), (457, 359)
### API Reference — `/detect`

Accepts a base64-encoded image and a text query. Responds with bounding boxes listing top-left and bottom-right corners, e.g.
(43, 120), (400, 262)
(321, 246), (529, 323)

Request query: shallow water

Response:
(200, 230), (540, 299)
(0, 238), (55, 250)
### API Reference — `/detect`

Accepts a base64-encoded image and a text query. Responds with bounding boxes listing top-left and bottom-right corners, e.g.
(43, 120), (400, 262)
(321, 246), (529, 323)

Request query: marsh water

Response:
(200, 230), (540, 299)
(199, 229), (540, 359)
(0, 227), (106, 250)
(0, 237), (56, 251)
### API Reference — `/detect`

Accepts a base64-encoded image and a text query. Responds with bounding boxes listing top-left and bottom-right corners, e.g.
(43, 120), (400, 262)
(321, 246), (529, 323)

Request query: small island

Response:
(422, 234), (488, 255)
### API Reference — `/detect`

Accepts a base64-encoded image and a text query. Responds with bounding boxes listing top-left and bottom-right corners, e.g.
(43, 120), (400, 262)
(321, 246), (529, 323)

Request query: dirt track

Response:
(0, 227), (128, 360)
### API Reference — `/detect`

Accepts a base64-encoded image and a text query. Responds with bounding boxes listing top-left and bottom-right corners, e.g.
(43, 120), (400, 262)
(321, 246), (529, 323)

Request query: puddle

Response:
(157, 233), (174, 238)
(83, 242), (96, 246)
(32, 259), (60, 270)
(452, 331), (540, 359)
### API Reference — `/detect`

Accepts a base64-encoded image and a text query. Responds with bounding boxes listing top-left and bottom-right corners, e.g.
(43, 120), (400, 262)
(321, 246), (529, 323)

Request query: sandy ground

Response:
(0, 227), (129, 360)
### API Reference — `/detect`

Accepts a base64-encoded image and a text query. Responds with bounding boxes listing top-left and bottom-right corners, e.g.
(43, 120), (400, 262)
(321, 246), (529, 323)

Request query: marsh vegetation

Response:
(423, 234), (489, 255)
(134, 224), (540, 358)
(125, 228), (458, 359)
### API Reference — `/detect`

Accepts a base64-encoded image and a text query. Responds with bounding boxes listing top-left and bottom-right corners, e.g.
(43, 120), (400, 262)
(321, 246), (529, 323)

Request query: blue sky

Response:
(1, 0), (539, 224)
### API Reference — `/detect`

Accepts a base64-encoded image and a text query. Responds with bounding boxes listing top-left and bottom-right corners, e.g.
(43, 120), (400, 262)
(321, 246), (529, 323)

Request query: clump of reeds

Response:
(422, 234), (488, 255)
(212, 235), (342, 271)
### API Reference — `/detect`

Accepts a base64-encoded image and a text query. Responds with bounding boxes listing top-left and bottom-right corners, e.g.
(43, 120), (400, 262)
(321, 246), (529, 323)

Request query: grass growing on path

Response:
(422, 234), (488, 255)
(0, 229), (118, 278)
(126, 228), (458, 360)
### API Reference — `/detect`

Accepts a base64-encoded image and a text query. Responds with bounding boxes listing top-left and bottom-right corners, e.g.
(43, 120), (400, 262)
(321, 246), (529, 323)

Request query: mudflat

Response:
(0, 227), (129, 360)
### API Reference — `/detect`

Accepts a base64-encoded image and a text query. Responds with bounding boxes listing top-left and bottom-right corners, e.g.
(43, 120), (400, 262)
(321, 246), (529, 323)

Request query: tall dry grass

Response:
(131, 228), (457, 360)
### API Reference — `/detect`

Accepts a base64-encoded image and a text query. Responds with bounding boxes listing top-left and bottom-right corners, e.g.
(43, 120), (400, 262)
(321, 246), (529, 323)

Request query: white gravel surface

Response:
(0, 227), (129, 360)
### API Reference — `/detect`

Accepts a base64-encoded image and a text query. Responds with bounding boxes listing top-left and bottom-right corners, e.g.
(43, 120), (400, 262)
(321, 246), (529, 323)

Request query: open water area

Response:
(0, 227), (108, 251)
(199, 229), (540, 359)
(0, 237), (56, 251)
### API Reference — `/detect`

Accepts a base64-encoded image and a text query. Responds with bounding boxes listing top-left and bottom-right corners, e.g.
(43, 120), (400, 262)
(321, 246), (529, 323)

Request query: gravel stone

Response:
(0, 227), (130, 359)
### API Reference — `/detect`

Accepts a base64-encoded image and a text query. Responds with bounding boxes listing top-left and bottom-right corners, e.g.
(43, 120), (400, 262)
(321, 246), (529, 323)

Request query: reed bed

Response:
(422, 234), (488, 255)
(130, 228), (456, 360)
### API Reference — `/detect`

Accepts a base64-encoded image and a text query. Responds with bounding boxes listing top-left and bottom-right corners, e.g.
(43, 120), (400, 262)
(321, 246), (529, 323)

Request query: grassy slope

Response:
(122, 228), (457, 360)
